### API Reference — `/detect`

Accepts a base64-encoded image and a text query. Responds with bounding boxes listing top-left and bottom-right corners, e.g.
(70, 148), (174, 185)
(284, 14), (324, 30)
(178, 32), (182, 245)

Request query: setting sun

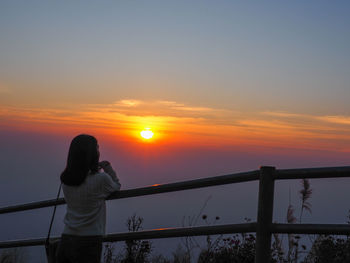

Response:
(140, 128), (154, 140)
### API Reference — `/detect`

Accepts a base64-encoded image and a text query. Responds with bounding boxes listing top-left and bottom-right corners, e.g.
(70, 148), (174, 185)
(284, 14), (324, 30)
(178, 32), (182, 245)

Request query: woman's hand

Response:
(98, 161), (111, 170)
(99, 160), (119, 184)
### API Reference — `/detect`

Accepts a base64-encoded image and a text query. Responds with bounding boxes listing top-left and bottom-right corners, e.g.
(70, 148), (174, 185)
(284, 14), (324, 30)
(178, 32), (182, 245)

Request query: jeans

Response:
(56, 234), (103, 263)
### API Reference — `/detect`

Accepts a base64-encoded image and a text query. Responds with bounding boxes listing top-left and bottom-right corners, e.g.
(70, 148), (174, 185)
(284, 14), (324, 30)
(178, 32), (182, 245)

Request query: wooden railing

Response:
(1, 166), (350, 263)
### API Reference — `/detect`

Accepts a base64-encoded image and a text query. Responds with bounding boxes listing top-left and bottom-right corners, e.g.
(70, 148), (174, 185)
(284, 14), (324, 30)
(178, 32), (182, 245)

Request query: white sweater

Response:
(62, 167), (121, 236)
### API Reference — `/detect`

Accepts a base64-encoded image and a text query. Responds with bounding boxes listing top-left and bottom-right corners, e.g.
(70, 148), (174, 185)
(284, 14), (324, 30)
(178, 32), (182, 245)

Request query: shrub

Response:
(197, 234), (256, 263)
(302, 235), (350, 263)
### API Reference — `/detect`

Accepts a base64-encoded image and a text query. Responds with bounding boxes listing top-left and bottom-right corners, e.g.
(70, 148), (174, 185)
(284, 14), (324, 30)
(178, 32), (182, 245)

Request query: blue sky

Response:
(1, 1), (349, 113)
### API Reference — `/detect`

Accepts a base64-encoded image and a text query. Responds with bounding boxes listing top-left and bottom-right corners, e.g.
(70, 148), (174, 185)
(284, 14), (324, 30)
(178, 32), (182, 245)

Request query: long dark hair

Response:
(61, 134), (99, 186)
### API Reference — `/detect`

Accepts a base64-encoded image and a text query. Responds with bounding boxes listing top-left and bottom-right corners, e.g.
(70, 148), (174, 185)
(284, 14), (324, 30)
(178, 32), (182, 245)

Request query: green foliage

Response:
(103, 214), (152, 263)
(101, 181), (350, 263)
(0, 248), (26, 263)
(150, 254), (171, 263)
(198, 233), (256, 263)
(171, 245), (191, 263)
(103, 243), (120, 263)
(302, 236), (350, 263)
(122, 214), (152, 263)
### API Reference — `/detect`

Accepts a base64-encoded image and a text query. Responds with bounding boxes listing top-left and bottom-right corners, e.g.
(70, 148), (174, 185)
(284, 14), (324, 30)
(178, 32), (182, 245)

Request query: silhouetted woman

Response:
(57, 134), (121, 263)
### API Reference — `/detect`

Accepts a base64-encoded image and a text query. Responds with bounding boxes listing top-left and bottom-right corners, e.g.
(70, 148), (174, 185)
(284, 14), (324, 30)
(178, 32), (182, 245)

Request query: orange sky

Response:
(1, 1), (350, 161)
(1, 99), (350, 154)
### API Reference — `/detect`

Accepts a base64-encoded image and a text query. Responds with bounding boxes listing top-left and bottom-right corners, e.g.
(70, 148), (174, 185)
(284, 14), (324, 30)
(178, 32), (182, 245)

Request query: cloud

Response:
(115, 99), (142, 107)
(2, 102), (350, 151)
(261, 111), (304, 118)
(156, 100), (184, 107)
(157, 100), (214, 112)
(317, 115), (350, 125)
(100, 99), (229, 119)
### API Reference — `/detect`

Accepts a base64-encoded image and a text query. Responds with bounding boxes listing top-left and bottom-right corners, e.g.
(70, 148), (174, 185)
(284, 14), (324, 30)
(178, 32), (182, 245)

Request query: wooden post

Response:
(255, 166), (275, 263)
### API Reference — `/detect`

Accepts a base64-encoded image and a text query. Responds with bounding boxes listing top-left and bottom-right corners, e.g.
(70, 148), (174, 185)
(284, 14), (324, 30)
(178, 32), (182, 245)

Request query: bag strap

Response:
(45, 183), (62, 246)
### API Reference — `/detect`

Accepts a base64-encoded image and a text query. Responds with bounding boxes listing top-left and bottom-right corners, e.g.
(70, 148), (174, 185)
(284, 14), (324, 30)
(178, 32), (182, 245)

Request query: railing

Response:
(1, 166), (350, 263)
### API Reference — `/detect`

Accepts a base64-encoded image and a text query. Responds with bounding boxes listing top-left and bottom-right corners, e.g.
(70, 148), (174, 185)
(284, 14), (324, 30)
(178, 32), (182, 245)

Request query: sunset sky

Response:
(1, 1), (350, 152)
(1, 1), (350, 261)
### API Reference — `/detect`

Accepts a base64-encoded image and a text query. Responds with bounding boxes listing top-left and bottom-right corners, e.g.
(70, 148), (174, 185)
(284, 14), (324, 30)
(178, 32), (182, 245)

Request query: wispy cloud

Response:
(115, 99), (142, 107)
(97, 99), (230, 119)
(157, 100), (215, 112)
(261, 111), (304, 118)
(317, 115), (350, 125)
(2, 102), (350, 151)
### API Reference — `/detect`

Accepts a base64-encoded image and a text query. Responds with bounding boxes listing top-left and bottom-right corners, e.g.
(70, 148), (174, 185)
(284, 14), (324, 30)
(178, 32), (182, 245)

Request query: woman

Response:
(57, 134), (121, 263)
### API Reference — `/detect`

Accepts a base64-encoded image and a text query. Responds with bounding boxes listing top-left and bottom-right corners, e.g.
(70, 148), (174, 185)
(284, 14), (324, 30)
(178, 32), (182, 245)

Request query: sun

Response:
(140, 128), (154, 140)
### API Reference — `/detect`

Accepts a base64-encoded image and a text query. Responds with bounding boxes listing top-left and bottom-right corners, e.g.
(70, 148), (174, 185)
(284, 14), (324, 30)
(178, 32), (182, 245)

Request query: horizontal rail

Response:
(272, 223), (350, 235)
(2, 222), (350, 249)
(0, 199), (66, 215)
(2, 166), (350, 215)
(0, 170), (259, 215)
(0, 223), (257, 249)
(2, 165), (350, 261)
(108, 170), (259, 200)
(104, 222), (257, 242)
(275, 166), (350, 180)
